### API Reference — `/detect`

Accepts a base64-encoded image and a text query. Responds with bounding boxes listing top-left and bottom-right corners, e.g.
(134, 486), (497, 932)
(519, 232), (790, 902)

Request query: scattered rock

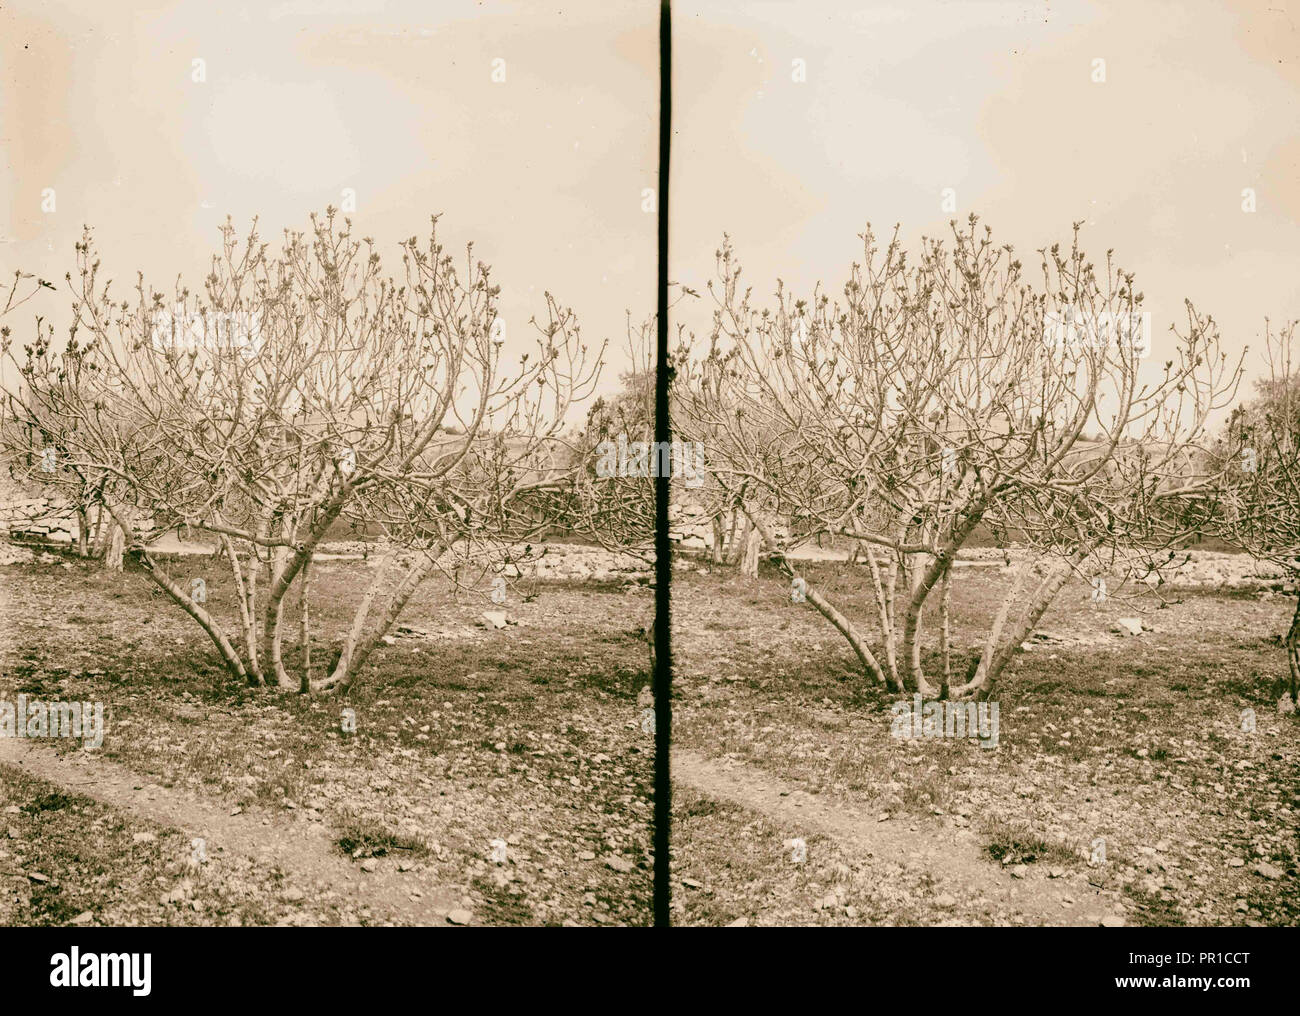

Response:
(605, 855), (634, 873)
(446, 909), (473, 925)
(71, 911), (94, 925)
(726, 917), (749, 927)
(1254, 863), (1284, 880)
(359, 858), (379, 873)
(132, 832), (157, 844)
(1113, 617), (1145, 637)
(1100, 914), (1126, 927)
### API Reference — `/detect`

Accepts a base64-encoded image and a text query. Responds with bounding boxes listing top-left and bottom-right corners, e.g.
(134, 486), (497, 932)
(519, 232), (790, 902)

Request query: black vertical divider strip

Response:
(653, 0), (673, 927)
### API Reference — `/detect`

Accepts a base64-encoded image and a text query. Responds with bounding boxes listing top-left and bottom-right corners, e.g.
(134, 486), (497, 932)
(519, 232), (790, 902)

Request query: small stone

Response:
(1009, 865), (1028, 879)
(284, 887), (305, 902)
(681, 878), (703, 889)
(605, 855), (634, 873)
(71, 911), (94, 925)
(1100, 914), (1126, 927)
(934, 893), (958, 908)
(359, 858), (378, 873)
(815, 893), (839, 912)
(1048, 867), (1066, 879)
(1254, 863), (1284, 880)
(132, 832), (157, 844)
(447, 909), (473, 925)
(726, 917), (749, 927)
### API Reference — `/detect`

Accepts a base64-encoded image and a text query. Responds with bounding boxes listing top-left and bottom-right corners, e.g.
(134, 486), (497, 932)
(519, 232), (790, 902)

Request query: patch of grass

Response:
(679, 795), (743, 820)
(983, 820), (1078, 867)
(1124, 886), (1187, 927)
(23, 791), (77, 813)
(335, 821), (430, 860)
(470, 875), (535, 925)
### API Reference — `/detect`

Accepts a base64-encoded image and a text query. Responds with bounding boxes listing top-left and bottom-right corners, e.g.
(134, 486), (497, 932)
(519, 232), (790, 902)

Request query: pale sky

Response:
(672, 0), (1300, 413)
(4, 1), (1298, 421)
(0, 0), (658, 398)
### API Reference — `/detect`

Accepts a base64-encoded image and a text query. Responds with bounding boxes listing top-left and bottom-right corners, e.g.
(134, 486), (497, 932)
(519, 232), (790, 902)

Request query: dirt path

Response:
(0, 736), (463, 925)
(672, 749), (1127, 926)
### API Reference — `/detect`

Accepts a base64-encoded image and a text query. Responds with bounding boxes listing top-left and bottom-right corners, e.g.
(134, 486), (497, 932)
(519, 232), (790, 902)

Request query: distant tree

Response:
(1213, 319), (1300, 708)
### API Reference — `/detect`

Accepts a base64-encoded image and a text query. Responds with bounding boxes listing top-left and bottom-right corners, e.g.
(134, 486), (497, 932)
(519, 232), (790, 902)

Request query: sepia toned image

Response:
(666, 0), (1299, 928)
(0, 0), (659, 929)
(1, 0), (1297, 977)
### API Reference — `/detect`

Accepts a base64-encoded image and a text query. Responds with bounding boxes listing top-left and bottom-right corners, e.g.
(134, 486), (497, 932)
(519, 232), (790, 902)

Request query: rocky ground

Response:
(0, 549), (654, 926)
(668, 560), (1299, 926)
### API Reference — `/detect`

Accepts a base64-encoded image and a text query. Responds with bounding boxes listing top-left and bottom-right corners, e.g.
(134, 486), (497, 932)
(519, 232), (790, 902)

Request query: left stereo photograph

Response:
(0, 0), (660, 928)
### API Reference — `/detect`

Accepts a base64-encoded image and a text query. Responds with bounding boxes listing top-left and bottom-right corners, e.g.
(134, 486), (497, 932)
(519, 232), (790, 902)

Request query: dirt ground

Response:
(0, 551), (654, 926)
(668, 558), (1299, 926)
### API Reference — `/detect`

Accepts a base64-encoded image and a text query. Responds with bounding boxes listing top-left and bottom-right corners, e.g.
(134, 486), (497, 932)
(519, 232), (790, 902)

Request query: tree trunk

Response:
(105, 523), (124, 571)
(939, 569), (952, 698)
(949, 551), (1084, 699)
(299, 556), (313, 694)
(316, 547), (443, 693)
(724, 509), (742, 564)
(323, 549), (398, 688)
(75, 507), (89, 558)
(134, 547), (248, 681)
(740, 520), (761, 578)
(802, 582), (892, 689)
(221, 534), (264, 686)
(90, 503), (107, 558)
(1286, 595), (1300, 706)
(265, 546), (296, 689)
(261, 496), (347, 676)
